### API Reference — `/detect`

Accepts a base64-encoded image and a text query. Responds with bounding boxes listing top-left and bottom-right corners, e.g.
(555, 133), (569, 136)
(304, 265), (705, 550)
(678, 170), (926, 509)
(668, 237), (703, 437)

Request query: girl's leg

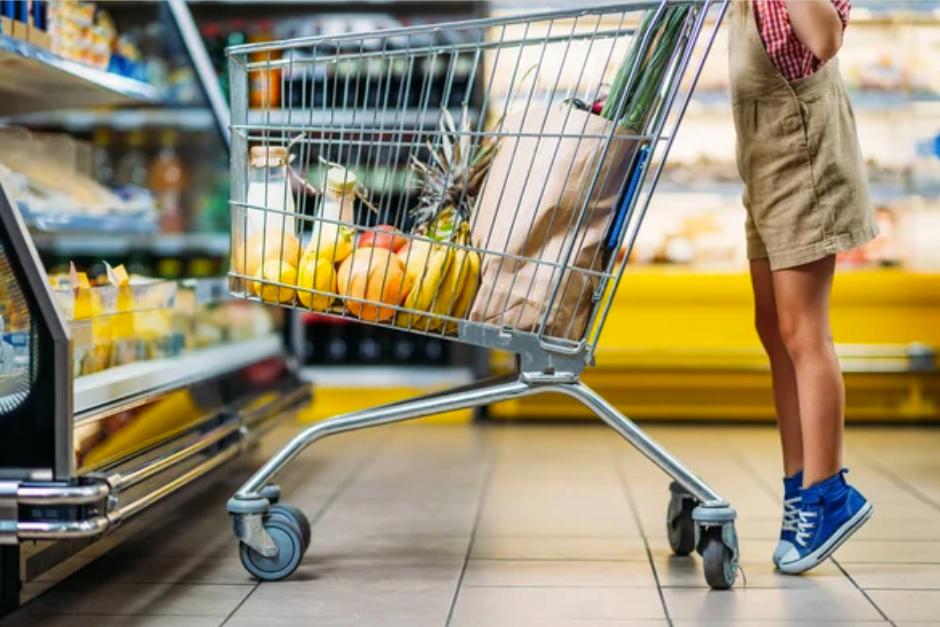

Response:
(772, 255), (843, 487)
(749, 259), (803, 476)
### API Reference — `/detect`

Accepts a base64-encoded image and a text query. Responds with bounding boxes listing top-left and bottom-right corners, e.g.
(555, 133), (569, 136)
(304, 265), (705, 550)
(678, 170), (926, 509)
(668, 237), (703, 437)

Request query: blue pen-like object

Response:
(605, 144), (650, 250)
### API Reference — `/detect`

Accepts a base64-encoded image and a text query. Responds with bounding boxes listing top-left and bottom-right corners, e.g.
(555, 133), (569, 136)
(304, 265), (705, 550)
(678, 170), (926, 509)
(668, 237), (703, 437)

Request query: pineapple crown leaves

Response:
(409, 105), (497, 232)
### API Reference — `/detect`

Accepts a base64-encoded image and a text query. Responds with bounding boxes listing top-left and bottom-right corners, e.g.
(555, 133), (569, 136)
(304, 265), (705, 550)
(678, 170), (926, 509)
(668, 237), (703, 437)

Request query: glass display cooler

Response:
(0, 184), (308, 614)
(0, 1), (308, 613)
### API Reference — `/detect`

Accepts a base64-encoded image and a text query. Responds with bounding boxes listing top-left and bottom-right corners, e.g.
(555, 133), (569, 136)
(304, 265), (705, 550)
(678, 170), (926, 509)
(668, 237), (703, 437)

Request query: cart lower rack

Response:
(225, 0), (739, 589)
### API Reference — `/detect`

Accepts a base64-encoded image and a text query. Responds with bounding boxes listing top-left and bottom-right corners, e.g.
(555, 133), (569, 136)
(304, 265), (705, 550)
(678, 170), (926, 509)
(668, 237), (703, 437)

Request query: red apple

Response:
(358, 224), (408, 252)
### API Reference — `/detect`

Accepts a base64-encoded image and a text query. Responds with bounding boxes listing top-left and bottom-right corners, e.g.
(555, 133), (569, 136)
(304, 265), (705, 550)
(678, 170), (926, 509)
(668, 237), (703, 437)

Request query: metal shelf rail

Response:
(0, 34), (159, 116)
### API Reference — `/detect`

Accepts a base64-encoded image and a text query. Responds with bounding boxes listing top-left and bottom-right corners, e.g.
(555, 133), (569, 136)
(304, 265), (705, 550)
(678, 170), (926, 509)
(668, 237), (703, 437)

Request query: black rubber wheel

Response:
(702, 527), (737, 590)
(267, 504), (311, 552)
(239, 518), (304, 581)
(666, 495), (696, 556)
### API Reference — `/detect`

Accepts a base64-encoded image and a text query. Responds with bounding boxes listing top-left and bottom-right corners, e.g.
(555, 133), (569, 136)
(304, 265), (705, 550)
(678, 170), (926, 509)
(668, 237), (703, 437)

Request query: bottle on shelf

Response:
(92, 127), (114, 186)
(114, 130), (149, 188)
(248, 21), (281, 110)
(149, 129), (187, 233)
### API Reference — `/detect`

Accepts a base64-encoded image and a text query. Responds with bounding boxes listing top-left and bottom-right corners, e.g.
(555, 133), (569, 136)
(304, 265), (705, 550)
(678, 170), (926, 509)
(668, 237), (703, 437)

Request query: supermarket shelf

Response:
(247, 106), (481, 129)
(74, 334), (281, 415)
(657, 181), (940, 202)
(1, 107), (216, 132)
(300, 365), (474, 388)
(489, 268), (940, 422)
(0, 34), (160, 116)
(31, 231), (230, 257)
(179, 277), (232, 305)
(686, 90), (940, 116)
(297, 365), (475, 424)
(23, 209), (158, 236)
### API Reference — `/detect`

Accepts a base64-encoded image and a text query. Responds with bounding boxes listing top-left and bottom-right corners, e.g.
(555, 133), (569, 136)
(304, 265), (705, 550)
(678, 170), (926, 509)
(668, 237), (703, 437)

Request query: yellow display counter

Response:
(297, 367), (474, 425)
(490, 268), (940, 422)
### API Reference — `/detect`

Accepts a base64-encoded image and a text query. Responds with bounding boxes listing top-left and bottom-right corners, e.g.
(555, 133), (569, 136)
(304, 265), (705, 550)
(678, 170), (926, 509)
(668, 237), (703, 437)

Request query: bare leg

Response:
(772, 255), (843, 487)
(749, 259), (803, 476)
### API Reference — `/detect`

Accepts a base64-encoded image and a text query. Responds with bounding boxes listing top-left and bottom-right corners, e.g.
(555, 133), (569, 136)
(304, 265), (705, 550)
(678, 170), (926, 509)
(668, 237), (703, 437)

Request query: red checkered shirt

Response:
(753, 0), (851, 82)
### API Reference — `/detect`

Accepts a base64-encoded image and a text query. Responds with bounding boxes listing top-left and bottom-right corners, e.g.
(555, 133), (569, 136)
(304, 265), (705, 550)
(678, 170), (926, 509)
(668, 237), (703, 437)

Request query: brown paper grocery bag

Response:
(469, 102), (638, 340)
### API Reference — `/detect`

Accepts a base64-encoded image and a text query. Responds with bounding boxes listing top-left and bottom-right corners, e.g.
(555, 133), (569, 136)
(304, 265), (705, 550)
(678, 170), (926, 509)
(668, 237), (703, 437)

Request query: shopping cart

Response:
(225, 1), (738, 589)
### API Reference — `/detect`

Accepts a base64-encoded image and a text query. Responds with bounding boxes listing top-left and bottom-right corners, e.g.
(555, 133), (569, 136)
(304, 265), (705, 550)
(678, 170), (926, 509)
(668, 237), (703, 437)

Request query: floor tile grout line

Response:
(445, 433), (497, 627)
(864, 457), (940, 514)
(832, 556), (896, 626)
(218, 582), (260, 627)
(862, 586), (940, 591)
(731, 450), (781, 503)
(608, 440), (673, 627)
(459, 583), (677, 589)
(308, 433), (388, 525)
(839, 561), (940, 565)
(463, 556), (654, 563)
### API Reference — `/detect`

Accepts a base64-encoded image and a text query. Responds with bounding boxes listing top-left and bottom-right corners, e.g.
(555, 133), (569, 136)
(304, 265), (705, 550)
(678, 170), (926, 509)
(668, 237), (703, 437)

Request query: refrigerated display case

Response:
(485, 1), (940, 422)
(0, 172), (308, 617)
(0, 4), (308, 614)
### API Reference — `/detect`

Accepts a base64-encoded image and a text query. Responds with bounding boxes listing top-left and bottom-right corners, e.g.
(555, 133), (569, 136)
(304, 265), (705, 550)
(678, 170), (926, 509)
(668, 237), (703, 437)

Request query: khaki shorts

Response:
(734, 69), (878, 270)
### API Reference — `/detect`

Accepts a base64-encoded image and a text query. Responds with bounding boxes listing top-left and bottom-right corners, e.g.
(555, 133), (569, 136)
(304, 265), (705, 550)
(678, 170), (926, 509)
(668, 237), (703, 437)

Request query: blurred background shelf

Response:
(31, 231), (229, 258)
(0, 107), (216, 132)
(245, 106), (482, 129)
(0, 34), (160, 116)
(687, 90), (940, 116)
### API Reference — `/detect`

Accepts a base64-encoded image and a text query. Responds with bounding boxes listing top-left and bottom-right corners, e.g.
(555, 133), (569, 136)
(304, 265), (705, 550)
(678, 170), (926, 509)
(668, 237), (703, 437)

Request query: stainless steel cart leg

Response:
(554, 380), (739, 589)
(229, 374), (738, 589)
(228, 375), (532, 578)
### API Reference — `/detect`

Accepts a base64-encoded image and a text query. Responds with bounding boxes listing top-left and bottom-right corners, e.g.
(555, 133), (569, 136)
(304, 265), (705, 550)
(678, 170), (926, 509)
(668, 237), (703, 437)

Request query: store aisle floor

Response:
(4, 422), (940, 626)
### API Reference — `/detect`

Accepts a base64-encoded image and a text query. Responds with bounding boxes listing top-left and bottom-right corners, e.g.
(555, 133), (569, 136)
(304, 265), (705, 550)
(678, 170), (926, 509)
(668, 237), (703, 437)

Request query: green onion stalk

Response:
(600, 6), (690, 131)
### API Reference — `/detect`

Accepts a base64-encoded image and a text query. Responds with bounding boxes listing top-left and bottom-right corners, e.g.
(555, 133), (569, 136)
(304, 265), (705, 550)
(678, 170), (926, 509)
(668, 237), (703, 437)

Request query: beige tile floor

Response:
(3, 422), (940, 626)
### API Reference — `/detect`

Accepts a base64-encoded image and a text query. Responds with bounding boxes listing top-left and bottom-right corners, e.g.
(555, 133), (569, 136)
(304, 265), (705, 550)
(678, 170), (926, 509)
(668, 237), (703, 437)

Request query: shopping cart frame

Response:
(225, 1), (739, 590)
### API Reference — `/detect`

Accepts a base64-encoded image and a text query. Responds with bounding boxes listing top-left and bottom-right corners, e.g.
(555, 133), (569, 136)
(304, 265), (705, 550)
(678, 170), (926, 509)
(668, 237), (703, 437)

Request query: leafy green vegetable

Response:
(601, 6), (690, 131)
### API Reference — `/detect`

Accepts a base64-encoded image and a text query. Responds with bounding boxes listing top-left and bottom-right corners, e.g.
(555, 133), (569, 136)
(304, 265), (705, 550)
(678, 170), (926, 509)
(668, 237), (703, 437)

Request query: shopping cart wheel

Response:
(260, 484), (281, 505)
(666, 482), (696, 556)
(239, 518), (304, 581)
(267, 504), (311, 552)
(701, 526), (737, 590)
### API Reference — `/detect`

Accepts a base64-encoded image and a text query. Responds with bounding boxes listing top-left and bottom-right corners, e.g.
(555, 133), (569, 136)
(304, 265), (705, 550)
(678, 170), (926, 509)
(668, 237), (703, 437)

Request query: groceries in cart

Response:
(225, 2), (741, 592)
(233, 108), (493, 332)
(231, 3), (693, 345)
(472, 6), (689, 339)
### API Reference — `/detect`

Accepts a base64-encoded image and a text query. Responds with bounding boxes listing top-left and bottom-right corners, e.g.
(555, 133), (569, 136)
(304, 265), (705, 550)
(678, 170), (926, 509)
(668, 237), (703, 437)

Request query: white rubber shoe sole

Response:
(778, 501), (873, 574)
(772, 539), (795, 567)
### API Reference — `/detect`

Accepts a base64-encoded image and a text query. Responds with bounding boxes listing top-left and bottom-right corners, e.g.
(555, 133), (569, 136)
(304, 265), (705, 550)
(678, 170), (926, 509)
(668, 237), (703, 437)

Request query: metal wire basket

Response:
(228, 0), (723, 373)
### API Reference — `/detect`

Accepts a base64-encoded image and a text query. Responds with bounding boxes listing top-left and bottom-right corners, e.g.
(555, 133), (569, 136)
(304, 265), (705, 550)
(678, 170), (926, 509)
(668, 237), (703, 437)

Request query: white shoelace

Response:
(781, 496), (801, 533)
(795, 509), (818, 547)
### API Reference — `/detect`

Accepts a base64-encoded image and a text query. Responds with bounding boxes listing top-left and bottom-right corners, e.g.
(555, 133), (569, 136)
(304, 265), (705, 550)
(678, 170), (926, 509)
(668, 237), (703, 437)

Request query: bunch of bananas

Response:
(394, 106), (496, 335)
(396, 220), (480, 334)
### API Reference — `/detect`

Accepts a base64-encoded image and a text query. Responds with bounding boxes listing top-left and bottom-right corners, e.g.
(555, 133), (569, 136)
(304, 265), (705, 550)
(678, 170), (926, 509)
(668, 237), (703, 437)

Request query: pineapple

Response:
(397, 107), (497, 332)
(409, 106), (496, 243)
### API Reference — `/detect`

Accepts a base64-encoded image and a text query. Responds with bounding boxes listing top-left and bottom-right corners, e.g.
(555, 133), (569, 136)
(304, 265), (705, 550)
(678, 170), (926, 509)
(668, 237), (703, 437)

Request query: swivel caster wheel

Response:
(266, 504), (311, 552)
(701, 525), (738, 590)
(666, 483), (696, 556)
(239, 517), (304, 581)
(259, 484), (281, 505)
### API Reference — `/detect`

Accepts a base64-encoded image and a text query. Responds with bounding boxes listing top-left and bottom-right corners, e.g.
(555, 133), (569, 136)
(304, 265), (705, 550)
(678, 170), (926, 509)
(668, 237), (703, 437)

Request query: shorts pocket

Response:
(796, 89), (835, 155)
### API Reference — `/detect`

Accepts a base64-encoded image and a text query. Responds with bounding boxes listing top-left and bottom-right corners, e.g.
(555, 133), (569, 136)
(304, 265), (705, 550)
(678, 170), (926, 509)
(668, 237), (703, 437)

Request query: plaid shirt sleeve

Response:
(753, 0), (850, 82)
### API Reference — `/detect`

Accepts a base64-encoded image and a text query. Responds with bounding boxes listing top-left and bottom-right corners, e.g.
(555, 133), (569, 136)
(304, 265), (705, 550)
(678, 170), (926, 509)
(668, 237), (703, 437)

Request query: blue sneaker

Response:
(772, 470), (802, 567)
(778, 469), (873, 575)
